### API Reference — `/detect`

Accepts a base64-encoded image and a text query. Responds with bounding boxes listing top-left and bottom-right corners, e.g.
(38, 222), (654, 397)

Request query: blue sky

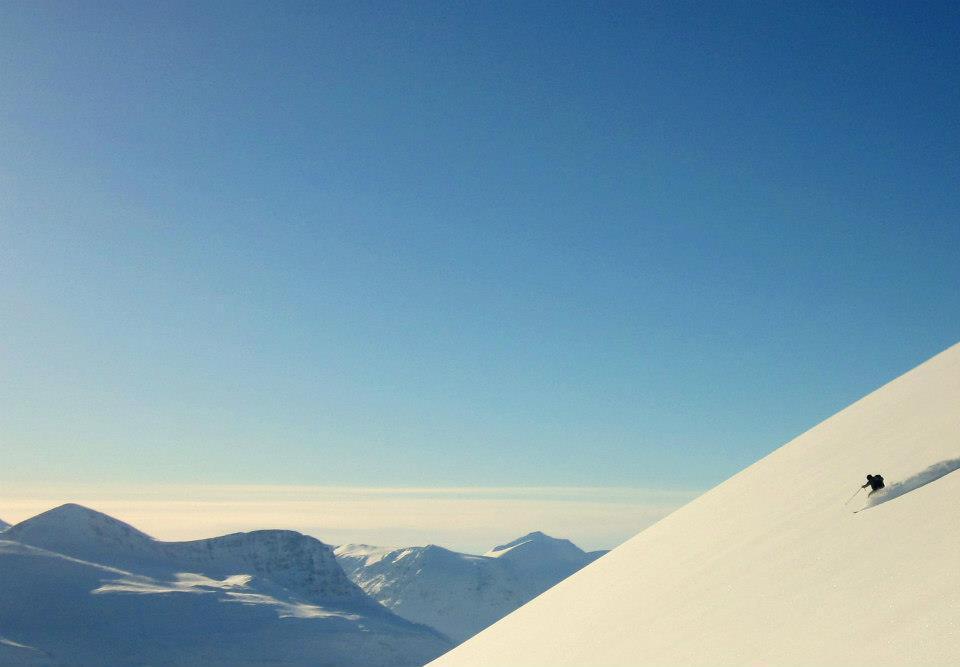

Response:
(2, 0), (958, 510)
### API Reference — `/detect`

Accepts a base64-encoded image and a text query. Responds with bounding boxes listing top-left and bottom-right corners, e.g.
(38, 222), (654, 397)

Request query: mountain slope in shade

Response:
(0, 518), (9, 531)
(1, 508), (451, 666)
(431, 342), (960, 667)
(336, 533), (606, 643)
(163, 529), (366, 607)
(6, 504), (370, 609)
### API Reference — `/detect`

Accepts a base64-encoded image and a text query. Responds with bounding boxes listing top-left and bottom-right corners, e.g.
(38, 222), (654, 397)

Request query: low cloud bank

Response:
(866, 458), (960, 508)
(0, 485), (698, 554)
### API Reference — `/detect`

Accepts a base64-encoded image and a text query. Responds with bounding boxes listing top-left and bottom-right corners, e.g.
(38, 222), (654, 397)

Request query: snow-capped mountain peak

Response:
(7, 503), (151, 539)
(5, 503), (155, 563)
(0, 518), (9, 532)
(489, 530), (549, 548)
(333, 543), (400, 567)
(485, 531), (587, 563)
(336, 533), (605, 644)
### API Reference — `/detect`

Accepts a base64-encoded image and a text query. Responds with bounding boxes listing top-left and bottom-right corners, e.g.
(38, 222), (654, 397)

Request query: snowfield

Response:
(431, 342), (960, 666)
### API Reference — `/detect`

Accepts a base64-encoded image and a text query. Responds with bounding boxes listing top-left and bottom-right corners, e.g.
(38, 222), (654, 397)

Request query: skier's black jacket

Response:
(862, 474), (885, 491)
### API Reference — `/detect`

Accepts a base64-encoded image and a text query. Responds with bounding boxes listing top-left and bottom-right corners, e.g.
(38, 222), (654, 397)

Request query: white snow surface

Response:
(0, 505), (451, 666)
(335, 532), (605, 643)
(432, 342), (960, 667)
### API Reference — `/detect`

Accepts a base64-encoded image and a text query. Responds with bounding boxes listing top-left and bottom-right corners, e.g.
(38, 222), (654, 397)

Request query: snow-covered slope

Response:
(336, 533), (605, 643)
(432, 342), (960, 666)
(0, 518), (9, 532)
(1, 506), (451, 666)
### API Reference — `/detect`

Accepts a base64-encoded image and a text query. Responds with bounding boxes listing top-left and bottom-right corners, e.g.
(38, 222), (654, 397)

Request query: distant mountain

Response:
(336, 532), (606, 643)
(486, 531), (586, 559)
(0, 518), (9, 532)
(0, 505), (451, 667)
(484, 531), (604, 591)
(6, 504), (372, 609)
(5, 504), (158, 566)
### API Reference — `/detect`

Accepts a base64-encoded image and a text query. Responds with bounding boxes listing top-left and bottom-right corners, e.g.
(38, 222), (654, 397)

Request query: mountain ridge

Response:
(6, 503), (372, 608)
(336, 532), (606, 643)
(0, 505), (452, 666)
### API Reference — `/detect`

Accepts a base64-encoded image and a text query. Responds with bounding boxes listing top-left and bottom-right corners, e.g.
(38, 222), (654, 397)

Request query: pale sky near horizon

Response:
(0, 484), (699, 553)
(2, 2), (959, 547)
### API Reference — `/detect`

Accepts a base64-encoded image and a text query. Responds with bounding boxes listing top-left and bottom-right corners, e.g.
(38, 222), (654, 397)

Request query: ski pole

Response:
(843, 486), (863, 506)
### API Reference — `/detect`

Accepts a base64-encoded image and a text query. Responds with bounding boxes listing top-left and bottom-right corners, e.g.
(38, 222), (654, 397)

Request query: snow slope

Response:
(336, 533), (605, 643)
(0, 518), (9, 531)
(1, 506), (451, 666)
(431, 342), (960, 666)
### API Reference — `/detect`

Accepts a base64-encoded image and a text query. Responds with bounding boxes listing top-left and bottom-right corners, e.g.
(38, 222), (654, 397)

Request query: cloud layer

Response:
(0, 485), (698, 554)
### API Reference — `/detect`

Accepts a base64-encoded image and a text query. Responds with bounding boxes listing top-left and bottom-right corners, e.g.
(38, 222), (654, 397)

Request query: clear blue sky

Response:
(2, 1), (958, 493)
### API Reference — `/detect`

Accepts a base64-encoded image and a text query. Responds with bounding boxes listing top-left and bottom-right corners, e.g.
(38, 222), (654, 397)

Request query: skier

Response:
(861, 474), (885, 495)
